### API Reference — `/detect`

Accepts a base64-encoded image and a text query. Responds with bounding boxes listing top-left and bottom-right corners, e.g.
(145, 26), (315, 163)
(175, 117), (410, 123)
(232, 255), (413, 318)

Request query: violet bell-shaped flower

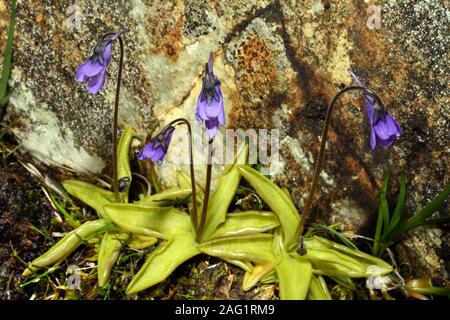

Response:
(76, 29), (129, 94)
(195, 53), (225, 139)
(137, 126), (175, 163)
(349, 70), (401, 150)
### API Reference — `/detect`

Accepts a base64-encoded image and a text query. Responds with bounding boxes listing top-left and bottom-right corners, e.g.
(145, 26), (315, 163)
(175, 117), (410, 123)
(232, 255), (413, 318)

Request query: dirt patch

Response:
(0, 157), (53, 299)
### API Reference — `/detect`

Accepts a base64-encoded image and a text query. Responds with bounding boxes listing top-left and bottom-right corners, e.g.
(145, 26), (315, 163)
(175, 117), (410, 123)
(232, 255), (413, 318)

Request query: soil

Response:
(0, 155), (52, 299)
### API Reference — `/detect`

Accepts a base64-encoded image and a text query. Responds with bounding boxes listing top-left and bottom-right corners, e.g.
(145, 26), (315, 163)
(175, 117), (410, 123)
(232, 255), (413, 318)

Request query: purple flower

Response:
(76, 29), (129, 94)
(349, 70), (401, 150)
(137, 126), (175, 163)
(195, 53), (225, 139)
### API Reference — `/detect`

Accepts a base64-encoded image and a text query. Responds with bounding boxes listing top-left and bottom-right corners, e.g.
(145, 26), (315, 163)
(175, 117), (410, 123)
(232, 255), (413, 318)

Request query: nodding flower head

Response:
(76, 29), (129, 94)
(349, 70), (401, 150)
(137, 126), (175, 163)
(195, 53), (225, 139)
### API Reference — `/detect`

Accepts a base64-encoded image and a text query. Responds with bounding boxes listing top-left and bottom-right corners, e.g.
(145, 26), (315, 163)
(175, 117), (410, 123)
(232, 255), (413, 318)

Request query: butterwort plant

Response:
(23, 49), (397, 298)
(76, 28), (129, 202)
(293, 70), (402, 253)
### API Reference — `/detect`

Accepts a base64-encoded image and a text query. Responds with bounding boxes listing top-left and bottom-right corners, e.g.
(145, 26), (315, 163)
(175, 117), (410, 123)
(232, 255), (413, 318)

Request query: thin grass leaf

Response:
(0, 0), (16, 108)
(403, 183), (450, 231)
(310, 223), (357, 250)
(48, 191), (81, 228)
(373, 174), (389, 256)
(402, 216), (450, 231)
(385, 172), (407, 238)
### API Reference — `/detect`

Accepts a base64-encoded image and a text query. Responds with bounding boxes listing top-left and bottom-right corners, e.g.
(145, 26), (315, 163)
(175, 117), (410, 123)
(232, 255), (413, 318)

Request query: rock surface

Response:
(1, 0), (449, 284)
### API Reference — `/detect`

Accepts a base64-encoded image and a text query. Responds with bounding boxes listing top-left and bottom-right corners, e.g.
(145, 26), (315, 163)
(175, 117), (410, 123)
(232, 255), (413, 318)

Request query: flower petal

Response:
(205, 88), (223, 118)
(384, 113), (401, 137)
(370, 128), (377, 150)
(377, 137), (394, 148)
(76, 59), (103, 82)
(102, 43), (113, 66)
(152, 148), (166, 163)
(87, 69), (107, 94)
(196, 96), (208, 122)
(205, 118), (219, 139)
(364, 100), (376, 126)
(218, 104), (225, 126)
(137, 142), (157, 161)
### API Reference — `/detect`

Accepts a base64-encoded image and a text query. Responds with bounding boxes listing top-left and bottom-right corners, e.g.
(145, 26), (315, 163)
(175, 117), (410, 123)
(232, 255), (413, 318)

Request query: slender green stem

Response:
(293, 85), (385, 254)
(112, 37), (125, 202)
(197, 138), (213, 241)
(157, 118), (199, 232)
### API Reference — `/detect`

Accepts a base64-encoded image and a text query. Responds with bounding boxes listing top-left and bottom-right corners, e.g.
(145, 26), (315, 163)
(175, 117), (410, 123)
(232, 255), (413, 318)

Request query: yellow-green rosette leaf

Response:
(209, 211), (279, 239)
(62, 180), (114, 220)
(97, 232), (129, 287)
(237, 165), (300, 248)
(126, 234), (199, 295)
(23, 219), (108, 276)
(103, 204), (191, 239)
(200, 144), (248, 241)
(198, 234), (275, 264)
(117, 126), (136, 202)
(304, 236), (393, 277)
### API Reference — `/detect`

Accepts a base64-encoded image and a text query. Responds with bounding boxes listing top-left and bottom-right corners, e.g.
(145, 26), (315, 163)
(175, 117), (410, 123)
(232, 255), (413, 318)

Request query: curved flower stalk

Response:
(76, 29), (129, 202)
(293, 73), (401, 251)
(138, 118), (199, 234)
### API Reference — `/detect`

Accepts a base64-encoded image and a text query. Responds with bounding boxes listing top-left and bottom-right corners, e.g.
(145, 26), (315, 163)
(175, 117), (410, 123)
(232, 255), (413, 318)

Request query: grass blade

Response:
(403, 183), (450, 231)
(373, 174), (389, 256)
(385, 172), (406, 238)
(0, 0), (16, 108)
